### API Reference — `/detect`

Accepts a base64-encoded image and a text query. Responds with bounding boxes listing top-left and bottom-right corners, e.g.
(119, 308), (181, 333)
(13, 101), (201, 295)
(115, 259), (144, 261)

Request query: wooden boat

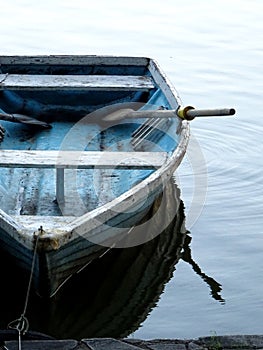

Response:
(0, 55), (234, 297)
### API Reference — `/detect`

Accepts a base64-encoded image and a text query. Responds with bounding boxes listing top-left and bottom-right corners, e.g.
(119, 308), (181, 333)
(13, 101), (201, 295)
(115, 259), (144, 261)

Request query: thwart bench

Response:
(0, 150), (167, 204)
(0, 74), (155, 91)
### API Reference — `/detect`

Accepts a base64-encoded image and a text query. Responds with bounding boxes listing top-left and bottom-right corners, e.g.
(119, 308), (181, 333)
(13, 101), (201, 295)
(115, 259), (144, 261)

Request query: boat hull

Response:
(0, 55), (190, 296)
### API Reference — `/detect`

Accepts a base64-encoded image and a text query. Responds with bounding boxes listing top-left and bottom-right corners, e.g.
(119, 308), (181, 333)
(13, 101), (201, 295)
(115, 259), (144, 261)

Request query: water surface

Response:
(0, 0), (262, 339)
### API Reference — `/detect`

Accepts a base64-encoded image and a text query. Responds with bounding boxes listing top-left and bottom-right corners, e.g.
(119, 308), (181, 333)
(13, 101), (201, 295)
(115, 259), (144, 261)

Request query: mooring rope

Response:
(7, 227), (42, 350)
(0, 124), (5, 143)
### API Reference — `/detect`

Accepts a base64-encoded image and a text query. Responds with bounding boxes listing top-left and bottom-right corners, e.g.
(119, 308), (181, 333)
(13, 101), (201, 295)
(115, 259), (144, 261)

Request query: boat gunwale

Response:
(0, 54), (151, 67)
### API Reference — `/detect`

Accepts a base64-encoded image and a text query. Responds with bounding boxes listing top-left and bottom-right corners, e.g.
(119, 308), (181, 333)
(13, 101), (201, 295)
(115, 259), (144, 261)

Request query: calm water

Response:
(1, 0), (263, 339)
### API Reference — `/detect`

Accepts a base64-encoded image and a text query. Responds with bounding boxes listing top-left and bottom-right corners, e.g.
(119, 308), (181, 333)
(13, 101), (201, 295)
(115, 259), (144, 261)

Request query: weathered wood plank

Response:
(0, 150), (167, 169)
(0, 150), (167, 204)
(0, 54), (150, 66)
(0, 74), (154, 91)
(11, 215), (76, 228)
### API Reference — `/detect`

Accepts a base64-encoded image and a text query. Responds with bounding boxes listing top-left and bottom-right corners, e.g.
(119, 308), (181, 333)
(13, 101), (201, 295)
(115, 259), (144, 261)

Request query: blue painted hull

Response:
(0, 55), (190, 296)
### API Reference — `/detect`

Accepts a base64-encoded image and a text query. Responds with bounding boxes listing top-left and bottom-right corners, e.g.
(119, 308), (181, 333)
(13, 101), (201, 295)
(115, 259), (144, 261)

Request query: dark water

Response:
(0, 0), (262, 340)
(0, 182), (224, 340)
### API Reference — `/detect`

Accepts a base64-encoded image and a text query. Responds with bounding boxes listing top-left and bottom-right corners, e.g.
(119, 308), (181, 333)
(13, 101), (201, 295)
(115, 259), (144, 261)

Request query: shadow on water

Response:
(181, 235), (225, 304)
(0, 180), (224, 339)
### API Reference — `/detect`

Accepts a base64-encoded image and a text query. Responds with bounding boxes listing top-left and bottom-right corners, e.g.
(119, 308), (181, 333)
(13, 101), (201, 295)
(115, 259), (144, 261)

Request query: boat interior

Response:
(0, 59), (180, 219)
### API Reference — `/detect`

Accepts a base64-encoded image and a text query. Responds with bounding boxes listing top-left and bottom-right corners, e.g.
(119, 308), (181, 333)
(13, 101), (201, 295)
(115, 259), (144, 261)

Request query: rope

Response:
(7, 227), (42, 349)
(0, 125), (5, 143)
(0, 73), (8, 84)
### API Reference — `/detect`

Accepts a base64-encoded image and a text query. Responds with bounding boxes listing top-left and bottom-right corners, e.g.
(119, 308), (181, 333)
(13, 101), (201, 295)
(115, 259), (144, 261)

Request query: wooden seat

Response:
(0, 74), (155, 91)
(0, 150), (167, 203)
(0, 150), (167, 169)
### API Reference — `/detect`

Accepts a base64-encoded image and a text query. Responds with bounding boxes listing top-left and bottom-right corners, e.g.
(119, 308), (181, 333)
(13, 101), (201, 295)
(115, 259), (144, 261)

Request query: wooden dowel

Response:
(127, 110), (177, 119)
(104, 106), (236, 121)
(103, 109), (177, 121)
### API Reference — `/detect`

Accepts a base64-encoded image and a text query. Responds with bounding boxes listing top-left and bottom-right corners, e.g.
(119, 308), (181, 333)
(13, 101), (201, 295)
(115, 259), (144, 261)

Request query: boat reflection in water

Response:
(0, 180), (224, 339)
